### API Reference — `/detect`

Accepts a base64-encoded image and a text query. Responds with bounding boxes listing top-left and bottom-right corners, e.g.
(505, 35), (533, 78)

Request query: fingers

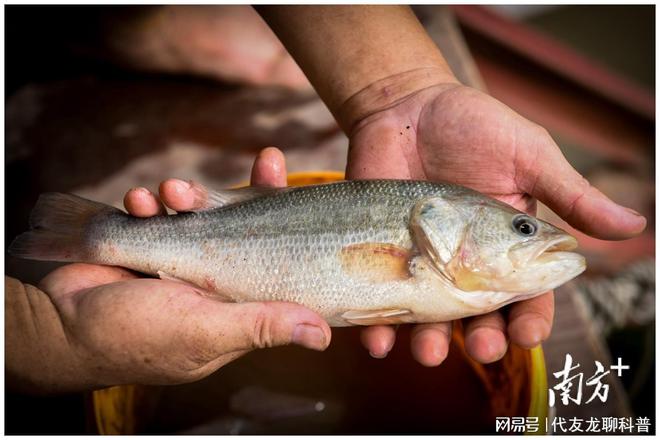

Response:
(464, 293), (554, 362)
(506, 291), (554, 349)
(520, 133), (646, 240)
(159, 179), (210, 212)
(361, 322), (452, 366)
(373, 295), (550, 366)
(360, 325), (397, 358)
(124, 188), (167, 217)
(200, 301), (331, 354)
(464, 311), (508, 364)
(410, 322), (452, 367)
(155, 147), (288, 213)
(250, 146), (288, 187)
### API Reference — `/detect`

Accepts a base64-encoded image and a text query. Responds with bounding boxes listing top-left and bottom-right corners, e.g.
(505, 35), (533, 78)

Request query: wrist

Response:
(337, 67), (459, 134)
(258, 6), (459, 132)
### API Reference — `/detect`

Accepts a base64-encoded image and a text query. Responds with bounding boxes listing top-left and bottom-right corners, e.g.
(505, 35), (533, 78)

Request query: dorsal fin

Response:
(191, 186), (289, 211)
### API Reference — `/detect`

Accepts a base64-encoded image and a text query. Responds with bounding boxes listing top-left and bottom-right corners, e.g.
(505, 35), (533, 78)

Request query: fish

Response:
(9, 180), (585, 326)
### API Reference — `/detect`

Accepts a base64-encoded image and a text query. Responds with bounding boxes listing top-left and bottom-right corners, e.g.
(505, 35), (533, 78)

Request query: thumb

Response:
(522, 140), (646, 240)
(205, 301), (331, 353)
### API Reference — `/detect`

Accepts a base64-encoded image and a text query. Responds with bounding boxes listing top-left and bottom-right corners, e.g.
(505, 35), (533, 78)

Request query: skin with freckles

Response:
(38, 265), (328, 388)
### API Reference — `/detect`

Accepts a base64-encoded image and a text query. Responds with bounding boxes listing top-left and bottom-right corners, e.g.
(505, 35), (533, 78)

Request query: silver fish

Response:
(10, 180), (585, 326)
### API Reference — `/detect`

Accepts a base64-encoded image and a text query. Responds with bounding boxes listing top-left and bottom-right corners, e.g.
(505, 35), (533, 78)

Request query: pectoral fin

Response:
(339, 243), (412, 283)
(341, 309), (413, 326)
(410, 198), (466, 267)
(410, 197), (475, 284)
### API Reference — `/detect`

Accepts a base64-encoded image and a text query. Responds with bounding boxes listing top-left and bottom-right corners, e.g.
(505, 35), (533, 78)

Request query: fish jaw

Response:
(500, 233), (586, 294)
(447, 250), (585, 313)
(441, 219), (585, 292)
(398, 243), (587, 322)
(508, 234), (578, 268)
(523, 250), (586, 293)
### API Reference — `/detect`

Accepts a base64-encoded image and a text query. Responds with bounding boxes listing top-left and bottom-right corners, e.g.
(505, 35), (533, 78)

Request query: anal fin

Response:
(341, 309), (413, 326)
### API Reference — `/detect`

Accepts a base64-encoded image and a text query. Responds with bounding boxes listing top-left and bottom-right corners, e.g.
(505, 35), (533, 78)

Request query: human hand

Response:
(346, 80), (646, 366)
(38, 148), (329, 390)
(113, 6), (310, 89)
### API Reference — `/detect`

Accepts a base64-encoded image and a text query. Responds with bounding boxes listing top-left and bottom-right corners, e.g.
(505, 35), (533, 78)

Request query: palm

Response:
(40, 263), (240, 385)
(346, 84), (571, 364)
(348, 85), (541, 214)
(418, 86), (539, 212)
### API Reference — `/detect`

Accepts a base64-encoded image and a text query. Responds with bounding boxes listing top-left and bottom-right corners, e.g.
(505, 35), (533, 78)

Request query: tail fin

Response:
(9, 193), (120, 262)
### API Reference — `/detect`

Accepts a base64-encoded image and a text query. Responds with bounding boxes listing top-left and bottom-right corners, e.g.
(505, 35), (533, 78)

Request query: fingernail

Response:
(292, 324), (327, 351)
(173, 180), (192, 194)
(133, 187), (150, 196)
(624, 207), (644, 218)
(431, 341), (444, 361)
(525, 325), (544, 349)
(369, 336), (395, 359)
(485, 339), (508, 363)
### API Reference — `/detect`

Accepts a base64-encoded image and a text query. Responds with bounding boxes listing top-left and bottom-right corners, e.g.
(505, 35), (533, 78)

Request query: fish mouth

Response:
(509, 235), (580, 267)
(520, 234), (586, 293)
(532, 235), (579, 262)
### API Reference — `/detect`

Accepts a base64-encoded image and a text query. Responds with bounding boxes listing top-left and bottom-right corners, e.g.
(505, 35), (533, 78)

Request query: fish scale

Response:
(87, 181), (453, 322)
(10, 180), (585, 326)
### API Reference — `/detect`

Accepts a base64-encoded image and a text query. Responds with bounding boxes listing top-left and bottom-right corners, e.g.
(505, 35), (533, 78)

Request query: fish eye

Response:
(512, 214), (538, 237)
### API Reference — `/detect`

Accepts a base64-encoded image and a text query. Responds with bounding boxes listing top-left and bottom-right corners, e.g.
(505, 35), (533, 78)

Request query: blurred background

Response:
(5, 5), (655, 434)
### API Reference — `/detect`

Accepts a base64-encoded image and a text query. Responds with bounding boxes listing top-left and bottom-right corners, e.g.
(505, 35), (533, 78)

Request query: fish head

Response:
(411, 195), (586, 302)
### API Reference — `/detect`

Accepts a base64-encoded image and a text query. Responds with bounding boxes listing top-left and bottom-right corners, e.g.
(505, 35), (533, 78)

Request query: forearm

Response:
(257, 6), (458, 132)
(5, 277), (89, 394)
